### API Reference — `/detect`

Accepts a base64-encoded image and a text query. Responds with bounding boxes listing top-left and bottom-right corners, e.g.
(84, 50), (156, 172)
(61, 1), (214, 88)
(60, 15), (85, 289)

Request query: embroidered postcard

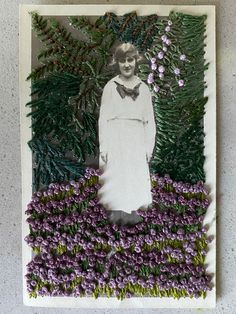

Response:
(20, 5), (216, 308)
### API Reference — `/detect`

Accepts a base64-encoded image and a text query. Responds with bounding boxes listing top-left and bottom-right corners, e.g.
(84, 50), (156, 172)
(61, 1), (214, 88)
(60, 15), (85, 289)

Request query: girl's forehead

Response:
(126, 52), (136, 57)
(118, 52), (136, 59)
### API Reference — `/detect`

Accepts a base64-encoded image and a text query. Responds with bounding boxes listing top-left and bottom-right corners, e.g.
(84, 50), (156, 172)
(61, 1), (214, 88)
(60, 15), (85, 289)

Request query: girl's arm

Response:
(98, 82), (111, 164)
(143, 85), (156, 162)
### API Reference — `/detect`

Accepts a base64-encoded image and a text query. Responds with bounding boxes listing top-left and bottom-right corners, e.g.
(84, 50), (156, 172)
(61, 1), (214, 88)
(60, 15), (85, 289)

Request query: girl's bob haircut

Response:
(109, 42), (143, 67)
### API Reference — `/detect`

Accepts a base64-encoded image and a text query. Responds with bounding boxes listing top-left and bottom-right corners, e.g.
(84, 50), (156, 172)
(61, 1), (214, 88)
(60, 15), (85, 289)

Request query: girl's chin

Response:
(120, 73), (134, 79)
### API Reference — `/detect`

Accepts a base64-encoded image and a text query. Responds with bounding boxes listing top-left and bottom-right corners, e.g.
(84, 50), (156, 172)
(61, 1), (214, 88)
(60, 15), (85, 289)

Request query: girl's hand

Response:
(101, 152), (108, 163)
(146, 154), (151, 163)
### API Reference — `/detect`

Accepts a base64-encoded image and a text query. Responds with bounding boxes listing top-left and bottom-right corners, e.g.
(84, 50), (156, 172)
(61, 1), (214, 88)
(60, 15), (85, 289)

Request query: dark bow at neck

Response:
(114, 81), (141, 101)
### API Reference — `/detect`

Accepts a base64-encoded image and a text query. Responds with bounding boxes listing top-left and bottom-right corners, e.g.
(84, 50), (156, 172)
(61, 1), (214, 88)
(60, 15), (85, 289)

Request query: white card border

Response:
(19, 4), (216, 308)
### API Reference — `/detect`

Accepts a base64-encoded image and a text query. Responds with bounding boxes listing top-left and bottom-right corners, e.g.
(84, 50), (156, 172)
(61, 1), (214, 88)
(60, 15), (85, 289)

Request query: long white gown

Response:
(98, 75), (156, 213)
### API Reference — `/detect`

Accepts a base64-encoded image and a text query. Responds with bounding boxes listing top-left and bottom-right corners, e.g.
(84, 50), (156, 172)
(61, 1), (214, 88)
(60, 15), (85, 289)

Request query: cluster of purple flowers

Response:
(151, 173), (209, 195)
(26, 250), (211, 298)
(25, 168), (213, 299)
(146, 19), (187, 92)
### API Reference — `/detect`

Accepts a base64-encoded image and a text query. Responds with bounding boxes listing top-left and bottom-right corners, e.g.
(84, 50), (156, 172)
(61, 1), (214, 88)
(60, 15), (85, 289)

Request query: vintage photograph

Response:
(98, 42), (156, 223)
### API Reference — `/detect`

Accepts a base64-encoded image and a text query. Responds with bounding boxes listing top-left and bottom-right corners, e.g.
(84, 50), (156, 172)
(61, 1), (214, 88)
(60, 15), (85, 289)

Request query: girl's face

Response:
(118, 54), (136, 79)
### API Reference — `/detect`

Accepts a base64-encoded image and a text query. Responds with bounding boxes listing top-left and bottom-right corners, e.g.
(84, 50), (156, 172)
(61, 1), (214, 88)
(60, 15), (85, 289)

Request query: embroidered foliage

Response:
(28, 13), (116, 80)
(28, 138), (85, 190)
(101, 12), (159, 51)
(138, 12), (208, 183)
(27, 13), (117, 190)
(27, 72), (99, 190)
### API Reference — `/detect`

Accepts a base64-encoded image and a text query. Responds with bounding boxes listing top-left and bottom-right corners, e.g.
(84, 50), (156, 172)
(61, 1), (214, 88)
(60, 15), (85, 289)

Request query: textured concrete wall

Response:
(0, 1), (235, 313)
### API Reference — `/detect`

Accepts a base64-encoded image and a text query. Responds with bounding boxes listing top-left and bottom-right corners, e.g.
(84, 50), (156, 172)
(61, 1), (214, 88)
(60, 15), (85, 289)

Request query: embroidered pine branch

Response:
(68, 16), (108, 45)
(28, 71), (98, 139)
(29, 138), (85, 191)
(102, 12), (159, 51)
(28, 13), (116, 81)
(26, 72), (98, 186)
(28, 12), (87, 79)
(68, 16), (116, 72)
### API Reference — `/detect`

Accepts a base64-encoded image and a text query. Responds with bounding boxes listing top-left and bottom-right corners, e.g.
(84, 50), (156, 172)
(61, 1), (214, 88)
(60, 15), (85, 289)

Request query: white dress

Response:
(98, 75), (156, 213)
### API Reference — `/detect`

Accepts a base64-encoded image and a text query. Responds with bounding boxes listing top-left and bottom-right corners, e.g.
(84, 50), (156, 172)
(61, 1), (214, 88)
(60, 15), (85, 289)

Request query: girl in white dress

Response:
(98, 43), (156, 224)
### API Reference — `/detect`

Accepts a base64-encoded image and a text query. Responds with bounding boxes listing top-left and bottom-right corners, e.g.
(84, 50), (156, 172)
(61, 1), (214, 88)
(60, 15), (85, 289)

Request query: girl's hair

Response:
(109, 43), (143, 67)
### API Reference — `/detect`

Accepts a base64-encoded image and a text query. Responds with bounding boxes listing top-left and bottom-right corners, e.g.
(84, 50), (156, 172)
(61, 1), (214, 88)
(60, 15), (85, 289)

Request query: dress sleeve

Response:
(143, 84), (156, 161)
(98, 82), (112, 157)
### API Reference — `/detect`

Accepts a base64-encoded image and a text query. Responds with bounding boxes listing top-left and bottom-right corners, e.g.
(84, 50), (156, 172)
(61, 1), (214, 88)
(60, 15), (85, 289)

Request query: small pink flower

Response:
(162, 46), (168, 52)
(165, 26), (171, 32)
(166, 39), (171, 46)
(151, 63), (157, 70)
(174, 68), (180, 75)
(154, 85), (160, 92)
(158, 65), (165, 73)
(147, 73), (154, 84)
(157, 51), (164, 59)
(161, 34), (167, 42)
(178, 79), (185, 87)
(134, 246), (141, 253)
(180, 54), (186, 61)
(151, 57), (156, 64)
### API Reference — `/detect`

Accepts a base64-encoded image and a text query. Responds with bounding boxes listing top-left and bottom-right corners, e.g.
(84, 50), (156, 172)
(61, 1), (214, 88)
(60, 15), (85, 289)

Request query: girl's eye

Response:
(127, 57), (135, 62)
(119, 57), (135, 63)
(119, 59), (126, 63)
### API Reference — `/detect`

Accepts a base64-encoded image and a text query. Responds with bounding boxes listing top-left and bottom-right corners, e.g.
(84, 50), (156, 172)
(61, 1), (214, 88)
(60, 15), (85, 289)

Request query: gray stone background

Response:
(0, 0), (235, 313)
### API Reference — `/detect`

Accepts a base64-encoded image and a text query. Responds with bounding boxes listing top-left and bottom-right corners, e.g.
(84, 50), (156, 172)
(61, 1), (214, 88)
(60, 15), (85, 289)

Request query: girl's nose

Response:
(125, 60), (130, 67)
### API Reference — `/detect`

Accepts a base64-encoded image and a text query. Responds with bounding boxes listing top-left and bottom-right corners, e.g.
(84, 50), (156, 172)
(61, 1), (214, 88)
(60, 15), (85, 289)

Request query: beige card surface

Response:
(20, 4), (216, 308)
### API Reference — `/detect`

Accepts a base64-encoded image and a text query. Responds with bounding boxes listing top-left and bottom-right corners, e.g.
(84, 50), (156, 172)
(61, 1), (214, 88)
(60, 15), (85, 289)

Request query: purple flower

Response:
(108, 280), (116, 289)
(154, 85), (160, 93)
(178, 79), (185, 87)
(161, 35), (167, 42)
(151, 63), (157, 71)
(157, 51), (164, 59)
(174, 68), (180, 75)
(134, 246), (142, 253)
(165, 26), (171, 32)
(166, 39), (171, 46)
(147, 73), (154, 84)
(158, 65), (165, 73)
(151, 57), (156, 64)
(180, 54), (187, 61)
(30, 280), (37, 287)
(206, 235), (214, 243)
(162, 46), (168, 52)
